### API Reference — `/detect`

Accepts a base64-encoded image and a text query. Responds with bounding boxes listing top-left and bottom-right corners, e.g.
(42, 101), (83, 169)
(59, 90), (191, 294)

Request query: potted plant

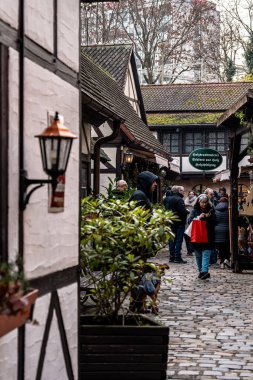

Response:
(0, 260), (38, 337)
(80, 196), (176, 379)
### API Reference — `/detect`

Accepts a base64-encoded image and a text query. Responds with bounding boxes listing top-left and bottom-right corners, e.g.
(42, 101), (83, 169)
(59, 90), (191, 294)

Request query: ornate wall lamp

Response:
(124, 150), (134, 165)
(20, 111), (77, 210)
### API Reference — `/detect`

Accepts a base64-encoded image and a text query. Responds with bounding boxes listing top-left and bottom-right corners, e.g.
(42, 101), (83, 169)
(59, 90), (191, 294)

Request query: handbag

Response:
(191, 219), (208, 243)
(184, 222), (193, 237)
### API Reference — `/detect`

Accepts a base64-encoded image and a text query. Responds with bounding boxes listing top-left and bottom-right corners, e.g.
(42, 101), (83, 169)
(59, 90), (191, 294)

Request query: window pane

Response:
(207, 131), (225, 152)
(162, 132), (179, 153)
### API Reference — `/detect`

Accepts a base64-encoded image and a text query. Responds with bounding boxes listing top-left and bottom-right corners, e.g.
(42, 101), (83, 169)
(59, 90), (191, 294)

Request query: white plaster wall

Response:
(58, 0), (79, 72)
(124, 65), (140, 116)
(23, 58), (79, 279)
(0, 0), (18, 29)
(8, 48), (19, 263)
(81, 122), (91, 154)
(0, 329), (18, 380)
(100, 174), (116, 195)
(25, 0), (54, 53)
(25, 284), (78, 380)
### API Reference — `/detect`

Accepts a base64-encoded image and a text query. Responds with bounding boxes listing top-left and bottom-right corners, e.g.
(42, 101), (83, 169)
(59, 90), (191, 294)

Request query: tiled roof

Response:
(82, 44), (147, 123)
(80, 52), (170, 159)
(141, 83), (253, 112)
(82, 45), (132, 90)
(147, 112), (223, 126)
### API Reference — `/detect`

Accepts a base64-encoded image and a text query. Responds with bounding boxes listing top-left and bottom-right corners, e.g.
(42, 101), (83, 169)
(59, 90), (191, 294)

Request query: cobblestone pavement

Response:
(153, 249), (253, 380)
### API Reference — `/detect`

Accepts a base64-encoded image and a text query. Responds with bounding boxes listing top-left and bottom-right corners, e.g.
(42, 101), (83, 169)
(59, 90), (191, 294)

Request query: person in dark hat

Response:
(128, 171), (158, 211)
(128, 171), (158, 313)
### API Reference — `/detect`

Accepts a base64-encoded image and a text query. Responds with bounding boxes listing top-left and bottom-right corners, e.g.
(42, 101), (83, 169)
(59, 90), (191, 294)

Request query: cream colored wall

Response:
(25, 0), (54, 53)
(0, 0), (19, 28)
(0, 0), (80, 378)
(81, 122), (91, 155)
(124, 64), (141, 116)
(23, 58), (79, 279)
(24, 283), (78, 380)
(58, 0), (79, 72)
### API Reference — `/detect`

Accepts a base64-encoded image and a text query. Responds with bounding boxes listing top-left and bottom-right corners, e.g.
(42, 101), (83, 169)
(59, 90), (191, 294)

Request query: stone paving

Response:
(153, 248), (253, 380)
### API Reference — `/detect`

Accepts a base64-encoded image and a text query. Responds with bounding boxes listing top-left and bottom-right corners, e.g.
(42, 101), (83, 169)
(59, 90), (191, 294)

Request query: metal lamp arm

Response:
(20, 170), (56, 210)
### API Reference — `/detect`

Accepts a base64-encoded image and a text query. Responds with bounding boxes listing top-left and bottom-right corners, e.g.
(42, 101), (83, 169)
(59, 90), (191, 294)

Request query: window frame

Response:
(182, 128), (227, 154)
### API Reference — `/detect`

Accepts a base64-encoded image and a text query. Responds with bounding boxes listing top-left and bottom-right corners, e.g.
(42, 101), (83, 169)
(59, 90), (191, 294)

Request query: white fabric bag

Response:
(184, 221), (193, 237)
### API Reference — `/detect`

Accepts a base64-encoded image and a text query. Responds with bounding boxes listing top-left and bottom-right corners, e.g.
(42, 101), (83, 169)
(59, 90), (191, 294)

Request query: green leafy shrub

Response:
(0, 260), (29, 315)
(80, 197), (177, 321)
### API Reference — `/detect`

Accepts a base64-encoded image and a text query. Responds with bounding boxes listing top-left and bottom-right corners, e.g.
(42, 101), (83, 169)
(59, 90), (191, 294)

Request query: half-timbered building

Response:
(0, 1), (81, 379)
(142, 82), (253, 194)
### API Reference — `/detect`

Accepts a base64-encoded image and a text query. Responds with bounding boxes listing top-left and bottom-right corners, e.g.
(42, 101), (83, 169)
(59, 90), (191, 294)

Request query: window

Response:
(161, 132), (179, 154)
(184, 132), (203, 153)
(183, 131), (226, 153)
(207, 131), (225, 152)
(240, 133), (249, 153)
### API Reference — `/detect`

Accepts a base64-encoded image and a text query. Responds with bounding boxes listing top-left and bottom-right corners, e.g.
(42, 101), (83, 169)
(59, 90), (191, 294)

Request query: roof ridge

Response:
(141, 82), (253, 88)
(82, 43), (133, 49)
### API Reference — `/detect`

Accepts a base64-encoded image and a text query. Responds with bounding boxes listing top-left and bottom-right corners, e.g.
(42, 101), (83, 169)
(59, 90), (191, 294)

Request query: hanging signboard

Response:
(189, 148), (223, 170)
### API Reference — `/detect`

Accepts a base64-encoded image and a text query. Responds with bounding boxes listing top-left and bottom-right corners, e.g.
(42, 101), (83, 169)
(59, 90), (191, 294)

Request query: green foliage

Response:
(245, 34), (253, 74)
(103, 177), (135, 201)
(224, 59), (236, 82)
(80, 197), (177, 320)
(235, 111), (247, 127)
(0, 259), (29, 315)
(147, 112), (223, 125)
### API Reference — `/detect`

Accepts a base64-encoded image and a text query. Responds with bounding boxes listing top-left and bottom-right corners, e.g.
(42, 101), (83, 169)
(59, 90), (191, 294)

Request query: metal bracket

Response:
(20, 170), (56, 211)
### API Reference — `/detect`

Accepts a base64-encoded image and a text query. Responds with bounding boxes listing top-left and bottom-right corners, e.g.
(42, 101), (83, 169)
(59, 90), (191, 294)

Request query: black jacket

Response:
(164, 192), (188, 225)
(214, 201), (229, 243)
(129, 171), (158, 210)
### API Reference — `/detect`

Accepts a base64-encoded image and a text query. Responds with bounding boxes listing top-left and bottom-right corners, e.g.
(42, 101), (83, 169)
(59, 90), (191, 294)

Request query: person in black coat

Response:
(214, 197), (230, 268)
(164, 185), (188, 264)
(128, 171), (158, 313)
(129, 171), (158, 211)
(188, 194), (216, 279)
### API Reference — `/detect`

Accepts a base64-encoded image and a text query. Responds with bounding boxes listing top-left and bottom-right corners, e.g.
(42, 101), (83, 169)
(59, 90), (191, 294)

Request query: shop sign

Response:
(189, 148), (222, 170)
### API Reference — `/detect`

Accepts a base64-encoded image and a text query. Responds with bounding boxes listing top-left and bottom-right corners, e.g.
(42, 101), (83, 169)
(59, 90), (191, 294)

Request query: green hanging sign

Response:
(189, 148), (223, 170)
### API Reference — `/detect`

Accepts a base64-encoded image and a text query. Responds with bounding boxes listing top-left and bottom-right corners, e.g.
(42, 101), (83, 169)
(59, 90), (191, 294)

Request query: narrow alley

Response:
(154, 249), (253, 380)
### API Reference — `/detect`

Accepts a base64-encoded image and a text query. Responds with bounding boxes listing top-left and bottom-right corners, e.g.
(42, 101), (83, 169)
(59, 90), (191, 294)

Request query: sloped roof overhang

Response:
(217, 89), (253, 132)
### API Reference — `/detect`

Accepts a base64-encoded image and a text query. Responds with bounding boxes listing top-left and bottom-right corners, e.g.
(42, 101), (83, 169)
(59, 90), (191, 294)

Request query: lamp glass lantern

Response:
(124, 150), (134, 164)
(35, 112), (77, 179)
(20, 111), (77, 210)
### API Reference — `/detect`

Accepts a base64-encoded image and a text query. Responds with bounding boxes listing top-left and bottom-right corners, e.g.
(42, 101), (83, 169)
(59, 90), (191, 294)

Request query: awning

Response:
(212, 169), (230, 182)
(154, 154), (180, 174)
(154, 154), (169, 167)
(170, 158), (180, 174)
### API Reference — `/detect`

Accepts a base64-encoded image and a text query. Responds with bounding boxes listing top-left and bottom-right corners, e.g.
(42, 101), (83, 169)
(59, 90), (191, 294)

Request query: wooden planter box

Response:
(80, 314), (169, 380)
(0, 289), (38, 338)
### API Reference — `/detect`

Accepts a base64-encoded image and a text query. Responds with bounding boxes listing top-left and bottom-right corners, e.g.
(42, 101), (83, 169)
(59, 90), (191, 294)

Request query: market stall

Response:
(217, 89), (253, 272)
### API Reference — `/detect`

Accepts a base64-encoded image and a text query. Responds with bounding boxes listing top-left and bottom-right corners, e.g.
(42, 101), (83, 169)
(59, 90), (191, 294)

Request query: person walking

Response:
(164, 185), (188, 264)
(188, 194), (216, 279)
(214, 197), (231, 269)
(184, 191), (197, 255)
(204, 187), (219, 264)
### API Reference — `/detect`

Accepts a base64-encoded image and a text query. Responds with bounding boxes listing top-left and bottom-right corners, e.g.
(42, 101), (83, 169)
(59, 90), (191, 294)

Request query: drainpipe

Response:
(93, 120), (121, 195)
